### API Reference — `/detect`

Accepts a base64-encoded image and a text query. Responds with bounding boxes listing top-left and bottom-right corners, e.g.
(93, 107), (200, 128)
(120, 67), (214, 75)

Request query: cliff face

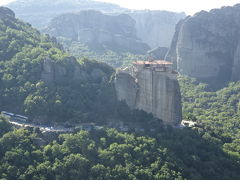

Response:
(165, 4), (240, 87)
(0, 7), (15, 18)
(128, 10), (186, 48)
(114, 65), (182, 125)
(41, 57), (112, 85)
(44, 10), (150, 54)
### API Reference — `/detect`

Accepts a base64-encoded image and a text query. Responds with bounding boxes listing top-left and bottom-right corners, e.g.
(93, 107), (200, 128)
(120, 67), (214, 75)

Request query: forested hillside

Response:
(179, 76), (240, 160)
(1, 75), (240, 180)
(0, 7), (152, 125)
(0, 115), (240, 180)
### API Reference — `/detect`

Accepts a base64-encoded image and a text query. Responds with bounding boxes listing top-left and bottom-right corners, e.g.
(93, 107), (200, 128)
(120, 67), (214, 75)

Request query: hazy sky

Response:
(0, 0), (240, 15)
(0, 0), (15, 6)
(96, 0), (240, 14)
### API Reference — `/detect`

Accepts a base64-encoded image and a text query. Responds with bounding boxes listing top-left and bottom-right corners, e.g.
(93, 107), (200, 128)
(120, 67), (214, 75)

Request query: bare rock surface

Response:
(165, 4), (240, 87)
(114, 63), (182, 125)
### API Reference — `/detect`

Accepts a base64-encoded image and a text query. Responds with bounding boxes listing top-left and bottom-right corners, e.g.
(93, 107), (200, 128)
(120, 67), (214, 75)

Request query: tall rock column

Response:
(114, 61), (182, 125)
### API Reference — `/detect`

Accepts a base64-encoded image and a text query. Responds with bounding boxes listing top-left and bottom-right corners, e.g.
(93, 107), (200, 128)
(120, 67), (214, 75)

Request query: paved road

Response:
(9, 120), (73, 132)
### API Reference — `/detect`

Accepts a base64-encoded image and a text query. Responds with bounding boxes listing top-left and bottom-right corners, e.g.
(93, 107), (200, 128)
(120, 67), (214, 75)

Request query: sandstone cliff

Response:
(114, 63), (182, 125)
(165, 4), (240, 87)
(128, 10), (186, 48)
(44, 10), (150, 54)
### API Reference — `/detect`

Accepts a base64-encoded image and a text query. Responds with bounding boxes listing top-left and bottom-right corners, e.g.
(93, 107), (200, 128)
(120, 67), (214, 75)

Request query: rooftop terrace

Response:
(133, 60), (173, 65)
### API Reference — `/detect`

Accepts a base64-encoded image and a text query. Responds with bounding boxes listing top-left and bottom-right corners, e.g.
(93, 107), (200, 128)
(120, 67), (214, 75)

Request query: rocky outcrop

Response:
(114, 64), (182, 125)
(41, 57), (83, 84)
(41, 56), (112, 84)
(0, 7), (15, 18)
(128, 10), (186, 48)
(44, 10), (150, 54)
(165, 4), (240, 87)
(114, 72), (138, 108)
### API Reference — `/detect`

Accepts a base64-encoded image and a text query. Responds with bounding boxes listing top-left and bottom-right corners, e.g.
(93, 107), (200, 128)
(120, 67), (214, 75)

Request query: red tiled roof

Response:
(133, 60), (173, 65)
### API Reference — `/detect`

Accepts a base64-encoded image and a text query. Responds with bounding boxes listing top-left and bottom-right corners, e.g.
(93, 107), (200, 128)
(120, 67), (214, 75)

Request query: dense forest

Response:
(1, 76), (240, 180)
(1, 111), (240, 180)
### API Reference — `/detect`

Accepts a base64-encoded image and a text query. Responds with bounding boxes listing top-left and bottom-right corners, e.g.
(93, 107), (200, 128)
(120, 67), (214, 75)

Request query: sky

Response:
(96, 0), (240, 14)
(0, 0), (240, 15)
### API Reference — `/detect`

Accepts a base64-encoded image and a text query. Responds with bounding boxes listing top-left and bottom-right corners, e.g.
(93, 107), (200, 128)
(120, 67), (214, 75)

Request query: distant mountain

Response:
(6, 0), (125, 29)
(44, 10), (150, 54)
(6, 0), (185, 49)
(165, 3), (240, 88)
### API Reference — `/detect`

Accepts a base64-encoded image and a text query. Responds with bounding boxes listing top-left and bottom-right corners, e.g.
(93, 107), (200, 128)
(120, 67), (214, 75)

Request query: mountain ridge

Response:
(6, 0), (125, 28)
(6, 0), (186, 49)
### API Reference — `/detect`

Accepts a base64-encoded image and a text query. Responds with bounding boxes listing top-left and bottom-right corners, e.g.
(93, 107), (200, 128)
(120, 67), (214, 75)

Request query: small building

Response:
(133, 60), (173, 72)
(181, 120), (197, 127)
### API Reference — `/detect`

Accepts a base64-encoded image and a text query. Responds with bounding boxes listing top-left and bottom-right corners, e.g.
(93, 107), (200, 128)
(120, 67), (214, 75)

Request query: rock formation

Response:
(6, 0), (186, 49)
(114, 61), (182, 125)
(165, 4), (240, 87)
(128, 10), (186, 48)
(0, 6), (15, 18)
(44, 10), (150, 54)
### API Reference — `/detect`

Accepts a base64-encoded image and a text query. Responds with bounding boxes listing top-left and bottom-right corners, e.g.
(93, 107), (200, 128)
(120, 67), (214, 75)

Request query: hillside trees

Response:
(0, 126), (240, 180)
(179, 75), (240, 161)
(0, 115), (11, 136)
